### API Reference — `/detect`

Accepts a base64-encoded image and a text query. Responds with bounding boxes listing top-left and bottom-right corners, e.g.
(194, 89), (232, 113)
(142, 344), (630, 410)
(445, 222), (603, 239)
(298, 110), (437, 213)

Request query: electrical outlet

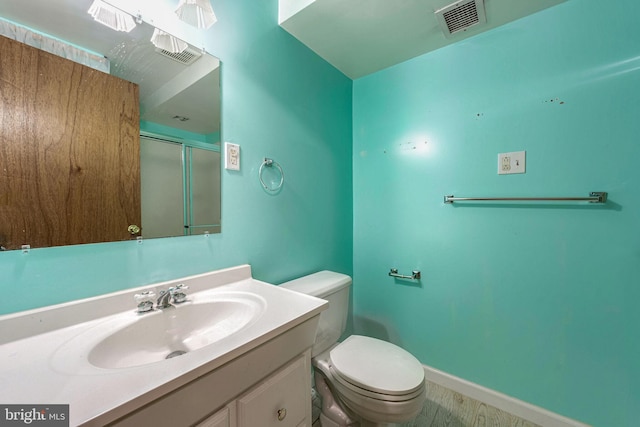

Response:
(501, 155), (511, 172)
(225, 142), (240, 171)
(498, 151), (525, 175)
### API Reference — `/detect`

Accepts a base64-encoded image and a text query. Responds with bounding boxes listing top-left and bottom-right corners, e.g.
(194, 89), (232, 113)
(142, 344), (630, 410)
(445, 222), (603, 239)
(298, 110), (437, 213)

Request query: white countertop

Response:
(0, 265), (327, 426)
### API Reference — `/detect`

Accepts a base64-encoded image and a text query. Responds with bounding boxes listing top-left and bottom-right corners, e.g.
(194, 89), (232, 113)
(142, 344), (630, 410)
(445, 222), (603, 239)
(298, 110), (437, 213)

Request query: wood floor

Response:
(312, 379), (540, 427)
(400, 380), (541, 427)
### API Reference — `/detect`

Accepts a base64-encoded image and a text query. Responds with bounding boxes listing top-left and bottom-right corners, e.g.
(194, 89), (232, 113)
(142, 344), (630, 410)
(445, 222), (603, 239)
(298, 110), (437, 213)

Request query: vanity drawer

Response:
(236, 353), (310, 427)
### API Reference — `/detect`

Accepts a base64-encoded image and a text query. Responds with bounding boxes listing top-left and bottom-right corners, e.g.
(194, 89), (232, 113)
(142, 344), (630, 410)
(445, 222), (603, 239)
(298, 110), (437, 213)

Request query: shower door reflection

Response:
(140, 136), (221, 238)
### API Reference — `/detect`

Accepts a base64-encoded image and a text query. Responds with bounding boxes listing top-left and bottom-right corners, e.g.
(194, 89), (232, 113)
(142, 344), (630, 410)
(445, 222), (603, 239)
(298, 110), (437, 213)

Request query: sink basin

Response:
(55, 292), (266, 371)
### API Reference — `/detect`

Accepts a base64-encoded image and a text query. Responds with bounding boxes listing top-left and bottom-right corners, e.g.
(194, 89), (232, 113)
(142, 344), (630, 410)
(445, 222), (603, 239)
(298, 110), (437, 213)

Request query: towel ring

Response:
(259, 158), (284, 192)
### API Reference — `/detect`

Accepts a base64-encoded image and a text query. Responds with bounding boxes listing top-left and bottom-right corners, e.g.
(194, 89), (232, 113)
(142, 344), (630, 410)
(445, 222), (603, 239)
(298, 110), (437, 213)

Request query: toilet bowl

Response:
(315, 335), (425, 425)
(280, 271), (425, 426)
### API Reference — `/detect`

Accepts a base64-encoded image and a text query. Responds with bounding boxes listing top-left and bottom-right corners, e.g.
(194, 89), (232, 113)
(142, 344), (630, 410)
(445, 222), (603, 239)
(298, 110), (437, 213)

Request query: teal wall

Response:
(0, 0), (352, 314)
(353, 1), (639, 426)
(3, 0), (638, 425)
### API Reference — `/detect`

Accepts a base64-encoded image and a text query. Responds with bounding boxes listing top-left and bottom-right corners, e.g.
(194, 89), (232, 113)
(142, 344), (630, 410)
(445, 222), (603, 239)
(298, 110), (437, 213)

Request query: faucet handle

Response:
(134, 290), (156, 313)
(170, 284), (189, 304)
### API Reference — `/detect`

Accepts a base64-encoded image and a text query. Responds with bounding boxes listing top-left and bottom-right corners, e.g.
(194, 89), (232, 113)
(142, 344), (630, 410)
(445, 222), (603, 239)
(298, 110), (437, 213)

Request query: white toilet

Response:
(280, 271), (425, 427)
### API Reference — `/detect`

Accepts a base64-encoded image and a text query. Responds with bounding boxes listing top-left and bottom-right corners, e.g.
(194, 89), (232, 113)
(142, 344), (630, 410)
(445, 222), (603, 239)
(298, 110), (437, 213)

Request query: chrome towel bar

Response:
(444, 192), (607, 204)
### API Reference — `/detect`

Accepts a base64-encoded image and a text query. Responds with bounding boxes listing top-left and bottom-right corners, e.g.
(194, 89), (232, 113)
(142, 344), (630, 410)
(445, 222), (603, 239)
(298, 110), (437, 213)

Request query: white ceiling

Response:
(279, 0), (567, 79)
(0, 0), (220, 135)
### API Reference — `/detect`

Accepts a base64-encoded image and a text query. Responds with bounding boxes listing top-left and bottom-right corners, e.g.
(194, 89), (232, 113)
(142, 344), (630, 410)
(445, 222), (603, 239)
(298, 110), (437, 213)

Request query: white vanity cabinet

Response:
(198, 352), (310, 427)
(107, 317), (318, 427)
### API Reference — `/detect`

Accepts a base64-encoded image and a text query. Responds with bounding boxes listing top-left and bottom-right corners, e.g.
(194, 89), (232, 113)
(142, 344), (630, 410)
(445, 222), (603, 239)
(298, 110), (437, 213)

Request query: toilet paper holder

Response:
(389, 268), (421, 280)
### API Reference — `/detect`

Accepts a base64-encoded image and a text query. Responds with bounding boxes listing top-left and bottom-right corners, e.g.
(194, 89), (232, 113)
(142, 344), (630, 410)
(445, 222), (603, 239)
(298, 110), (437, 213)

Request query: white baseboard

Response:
(422, 365), (590, 427)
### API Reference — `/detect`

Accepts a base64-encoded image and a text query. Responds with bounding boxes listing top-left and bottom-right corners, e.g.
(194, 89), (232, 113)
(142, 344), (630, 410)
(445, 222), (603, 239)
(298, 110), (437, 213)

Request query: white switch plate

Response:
(498, 151), (526, 175)
(225, 142), (240, 171)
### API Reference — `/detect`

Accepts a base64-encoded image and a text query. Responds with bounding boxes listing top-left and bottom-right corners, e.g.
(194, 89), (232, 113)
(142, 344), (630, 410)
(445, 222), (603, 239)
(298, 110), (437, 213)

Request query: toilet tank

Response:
(279, 271), (351, 357)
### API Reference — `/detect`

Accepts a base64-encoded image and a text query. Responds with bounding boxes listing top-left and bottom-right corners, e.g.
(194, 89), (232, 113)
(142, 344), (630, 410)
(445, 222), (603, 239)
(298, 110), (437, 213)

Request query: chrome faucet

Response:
(156, 284), (189, 309)
(156, 289), (173, 309)
(135, 284), (189, 313)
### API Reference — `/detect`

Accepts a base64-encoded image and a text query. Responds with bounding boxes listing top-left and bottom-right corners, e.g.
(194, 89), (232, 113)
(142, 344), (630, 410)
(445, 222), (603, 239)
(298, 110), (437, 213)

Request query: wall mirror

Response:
(0, 0), (221, 250)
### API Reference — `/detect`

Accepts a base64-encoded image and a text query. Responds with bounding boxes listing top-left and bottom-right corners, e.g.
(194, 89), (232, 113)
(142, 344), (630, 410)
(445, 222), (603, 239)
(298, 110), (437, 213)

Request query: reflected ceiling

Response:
(1, 0), (219, 135)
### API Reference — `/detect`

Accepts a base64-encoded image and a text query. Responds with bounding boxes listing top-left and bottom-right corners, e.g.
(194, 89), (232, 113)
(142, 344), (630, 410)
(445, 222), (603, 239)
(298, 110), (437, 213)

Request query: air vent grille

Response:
(444, 1), (478, 33)
(435, 0), (486, 37)
(155, 46), (202, 65)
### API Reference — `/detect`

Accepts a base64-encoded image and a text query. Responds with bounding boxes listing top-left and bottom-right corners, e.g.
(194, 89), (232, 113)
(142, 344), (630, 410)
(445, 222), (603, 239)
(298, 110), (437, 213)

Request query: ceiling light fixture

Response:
(150, 28), (188, 54)
(175, 0), (217, 29)
(88, 0), (136, 33)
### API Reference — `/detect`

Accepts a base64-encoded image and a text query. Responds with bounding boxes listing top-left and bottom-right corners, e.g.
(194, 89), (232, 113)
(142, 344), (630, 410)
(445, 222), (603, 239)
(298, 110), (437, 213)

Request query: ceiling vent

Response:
(155, 46), (202, 66)
(435, 0), (486, 38)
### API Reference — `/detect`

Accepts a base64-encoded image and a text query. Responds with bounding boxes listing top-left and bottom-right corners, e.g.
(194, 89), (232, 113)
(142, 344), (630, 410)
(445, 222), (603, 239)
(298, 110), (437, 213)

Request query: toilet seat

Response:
(329, 335), (425, 397)
(329, 364), (425, 402)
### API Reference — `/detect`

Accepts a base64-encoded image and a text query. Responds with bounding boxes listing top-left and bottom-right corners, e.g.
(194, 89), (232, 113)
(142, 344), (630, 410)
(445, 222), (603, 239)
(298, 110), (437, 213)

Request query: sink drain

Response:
(166, 350), (187, 359)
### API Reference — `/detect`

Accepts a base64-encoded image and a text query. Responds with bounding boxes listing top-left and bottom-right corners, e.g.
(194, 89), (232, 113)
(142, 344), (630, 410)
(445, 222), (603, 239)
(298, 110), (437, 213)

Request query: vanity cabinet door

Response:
(196, 405), (234, 427)
(236, 354), (310, 427)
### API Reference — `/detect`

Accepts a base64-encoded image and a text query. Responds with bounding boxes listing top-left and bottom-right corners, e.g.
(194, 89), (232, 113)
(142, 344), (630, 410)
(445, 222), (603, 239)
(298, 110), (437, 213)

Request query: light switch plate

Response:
(498, 151), (526, 175)
(225, 142), (240, 171)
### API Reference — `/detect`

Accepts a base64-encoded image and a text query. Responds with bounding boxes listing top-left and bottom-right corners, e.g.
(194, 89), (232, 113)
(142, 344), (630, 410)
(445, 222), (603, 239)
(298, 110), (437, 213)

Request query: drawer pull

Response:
(277, 408), (287, 421)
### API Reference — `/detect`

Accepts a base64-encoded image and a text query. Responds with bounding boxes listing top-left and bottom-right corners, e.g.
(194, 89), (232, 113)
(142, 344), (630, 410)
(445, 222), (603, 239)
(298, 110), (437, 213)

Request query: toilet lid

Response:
(329, 335), (424, 396)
